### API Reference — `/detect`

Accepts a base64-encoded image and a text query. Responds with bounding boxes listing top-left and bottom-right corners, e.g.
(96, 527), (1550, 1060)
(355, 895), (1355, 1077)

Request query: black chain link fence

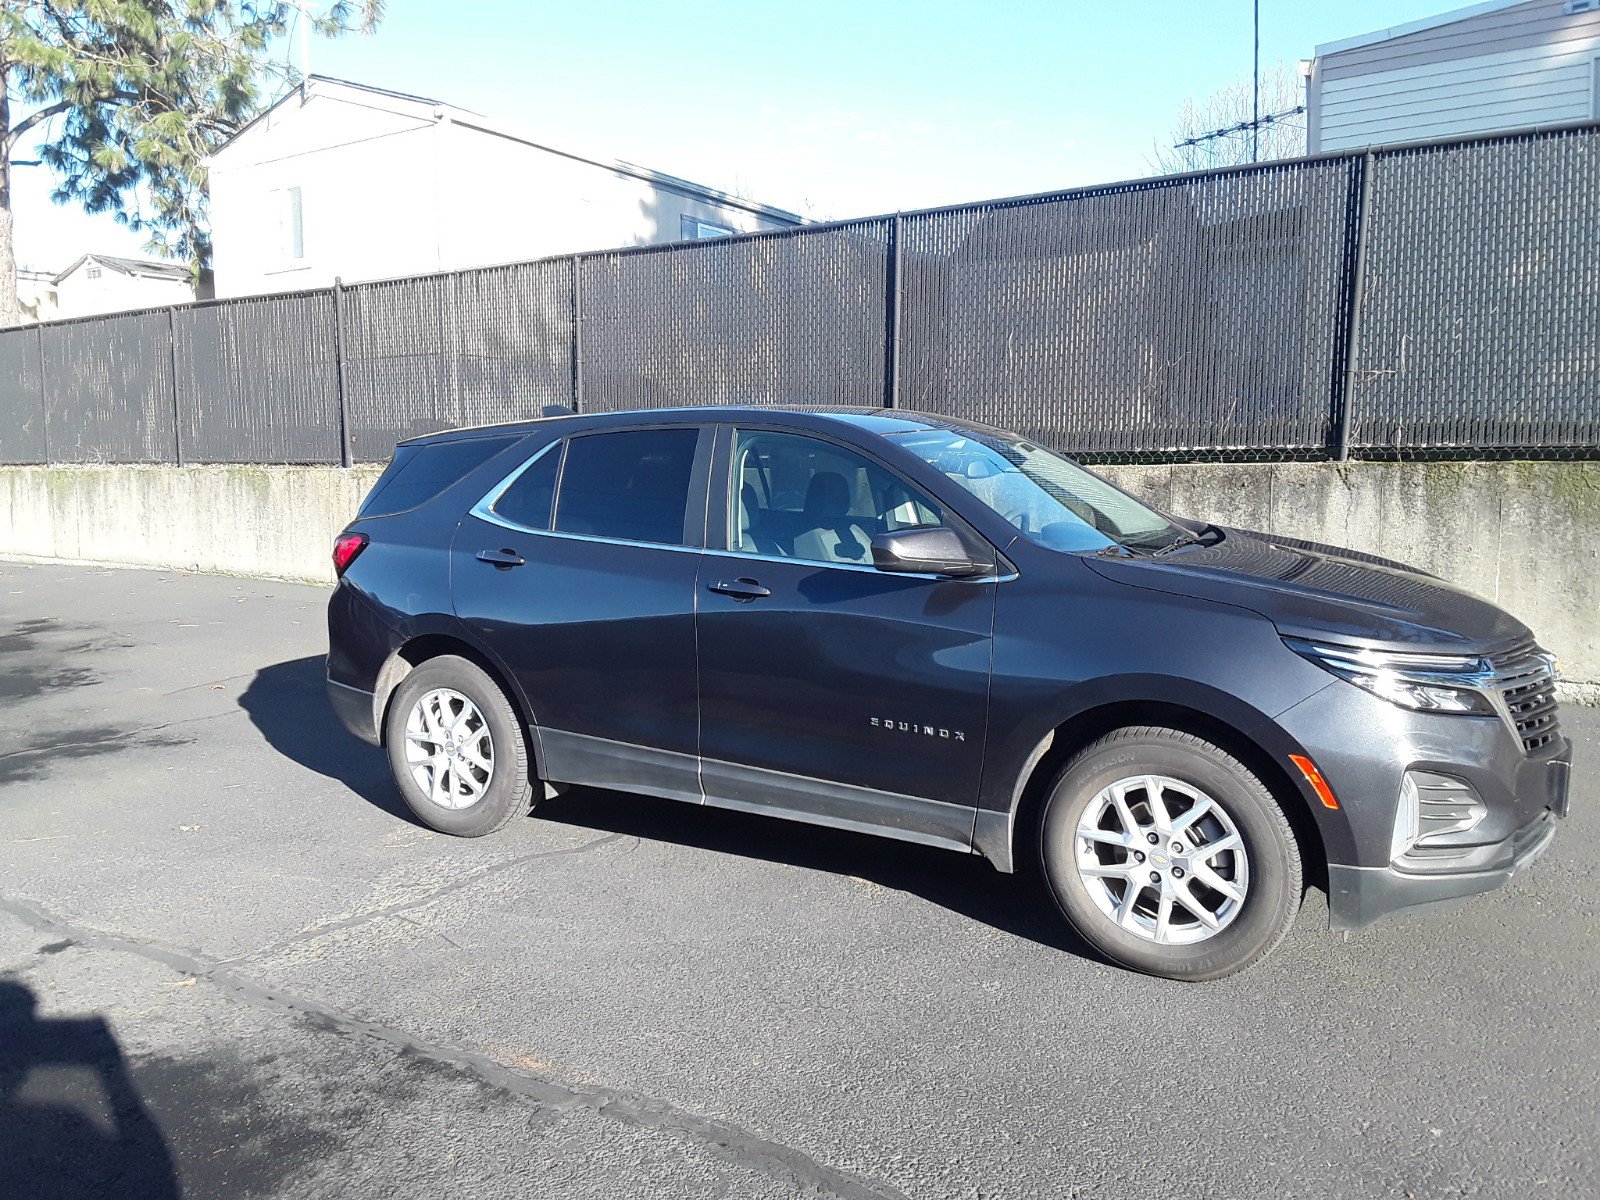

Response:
(1, 123), (1595, 467)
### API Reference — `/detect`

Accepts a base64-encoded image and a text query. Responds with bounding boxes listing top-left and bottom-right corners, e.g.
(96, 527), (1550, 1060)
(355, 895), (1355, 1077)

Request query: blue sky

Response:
(12, 0), (1456, 269)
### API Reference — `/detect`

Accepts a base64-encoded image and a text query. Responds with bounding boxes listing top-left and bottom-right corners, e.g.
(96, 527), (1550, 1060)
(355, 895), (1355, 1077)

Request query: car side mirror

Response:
(870, 527), (991, 579)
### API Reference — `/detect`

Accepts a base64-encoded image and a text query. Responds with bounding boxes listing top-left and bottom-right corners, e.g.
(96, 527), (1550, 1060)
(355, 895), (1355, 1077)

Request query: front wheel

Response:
(384, 655), (534, 837)
(1038, 726), (1302, 981)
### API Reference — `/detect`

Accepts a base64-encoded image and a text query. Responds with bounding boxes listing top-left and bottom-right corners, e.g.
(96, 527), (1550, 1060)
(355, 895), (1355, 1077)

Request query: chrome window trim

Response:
(703, 546), (1015, 583)
(469, 439), (561, 534)
(469, 436), (1014, 575)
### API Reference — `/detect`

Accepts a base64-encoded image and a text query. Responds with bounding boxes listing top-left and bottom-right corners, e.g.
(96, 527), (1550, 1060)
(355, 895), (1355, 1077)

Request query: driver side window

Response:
(730, 430), (943, 565)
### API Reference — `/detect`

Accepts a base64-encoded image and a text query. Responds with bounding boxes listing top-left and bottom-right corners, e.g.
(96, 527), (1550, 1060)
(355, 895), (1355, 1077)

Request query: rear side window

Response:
(361, 437), (516, 518)
(554, 429), (699, 546)
(491, 443), (562, 530)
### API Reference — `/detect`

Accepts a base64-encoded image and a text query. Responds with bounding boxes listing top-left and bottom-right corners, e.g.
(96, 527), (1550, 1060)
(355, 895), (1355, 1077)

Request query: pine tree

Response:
(0, 0), (383, 326)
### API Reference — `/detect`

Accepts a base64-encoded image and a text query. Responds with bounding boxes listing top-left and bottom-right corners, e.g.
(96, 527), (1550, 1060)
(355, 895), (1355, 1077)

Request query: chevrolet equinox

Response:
(326, 407), (1570, 980)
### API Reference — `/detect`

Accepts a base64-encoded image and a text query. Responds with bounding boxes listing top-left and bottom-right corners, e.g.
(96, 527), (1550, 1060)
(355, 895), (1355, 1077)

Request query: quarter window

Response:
(731, 430), (943, 565)
(553, 429), (700, 546)
(491, 442), (562, 530)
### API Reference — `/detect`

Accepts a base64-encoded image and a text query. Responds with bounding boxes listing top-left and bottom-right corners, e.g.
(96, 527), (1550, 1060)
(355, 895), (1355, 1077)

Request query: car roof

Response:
(397, 405), (1013, 449)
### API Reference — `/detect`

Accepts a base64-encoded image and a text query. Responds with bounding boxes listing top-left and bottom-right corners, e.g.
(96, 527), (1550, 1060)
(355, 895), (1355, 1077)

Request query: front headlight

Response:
(1284, 637), (1496, 716)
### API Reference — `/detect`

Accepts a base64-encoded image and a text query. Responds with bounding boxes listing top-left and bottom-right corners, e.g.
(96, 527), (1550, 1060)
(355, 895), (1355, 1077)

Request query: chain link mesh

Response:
(899, 159), (1353, 461)
(1350, 127), (1600, 459)
(342, 260), (572, 462)
(174, 292), (342, 464)
(0, 126), (1595, 467)
(0, 328), (46, 464)
(578, 222), (890, 413)
(40, 311), (176, 463)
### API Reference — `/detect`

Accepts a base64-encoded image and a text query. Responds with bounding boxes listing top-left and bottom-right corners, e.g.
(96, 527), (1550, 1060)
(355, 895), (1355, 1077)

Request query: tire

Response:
(383, 655), (535, 838)
(1038, 726), (1301, 982)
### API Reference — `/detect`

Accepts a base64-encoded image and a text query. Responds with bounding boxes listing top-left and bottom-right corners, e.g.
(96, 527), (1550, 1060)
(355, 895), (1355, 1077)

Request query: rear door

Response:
(452, 423), (712, 802)
(694, 424), (998, 851)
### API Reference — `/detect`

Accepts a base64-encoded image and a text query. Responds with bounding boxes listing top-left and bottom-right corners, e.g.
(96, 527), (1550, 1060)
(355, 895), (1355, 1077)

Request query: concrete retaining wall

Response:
(2, 460), (1596, 690)
(0, 464), (383, 585)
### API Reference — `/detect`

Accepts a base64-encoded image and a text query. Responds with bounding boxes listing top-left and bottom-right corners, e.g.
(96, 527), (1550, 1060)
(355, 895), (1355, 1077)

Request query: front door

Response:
(452, 423), (711, 802)
(694, 426), (997, 851)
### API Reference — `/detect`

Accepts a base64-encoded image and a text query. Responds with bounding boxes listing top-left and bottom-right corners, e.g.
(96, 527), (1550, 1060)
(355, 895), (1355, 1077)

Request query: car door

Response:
(694, 424), (998, 852)
(452, 422), (712, 803)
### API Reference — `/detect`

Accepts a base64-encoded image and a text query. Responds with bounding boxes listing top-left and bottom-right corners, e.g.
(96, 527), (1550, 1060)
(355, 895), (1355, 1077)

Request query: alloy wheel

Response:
(1074, 774), (1250, 945)
(404, 687), (495, 810)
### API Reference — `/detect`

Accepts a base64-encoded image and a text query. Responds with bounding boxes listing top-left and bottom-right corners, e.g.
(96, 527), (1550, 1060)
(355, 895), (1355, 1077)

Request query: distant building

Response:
(205, 76), (806, 299)
(48, 253), (195, 319)
(15, 268), (59, 323)
(1306, 0), (1600, 153)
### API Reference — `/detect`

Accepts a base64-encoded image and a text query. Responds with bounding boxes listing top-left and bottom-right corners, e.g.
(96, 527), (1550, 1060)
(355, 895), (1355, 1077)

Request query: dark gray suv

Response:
(326, 407), (1571, 980)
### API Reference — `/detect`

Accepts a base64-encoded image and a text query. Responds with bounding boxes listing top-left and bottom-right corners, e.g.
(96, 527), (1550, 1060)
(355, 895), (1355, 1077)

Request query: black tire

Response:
(1038, 726), (1302, 982)
(383, 655), (534, 838)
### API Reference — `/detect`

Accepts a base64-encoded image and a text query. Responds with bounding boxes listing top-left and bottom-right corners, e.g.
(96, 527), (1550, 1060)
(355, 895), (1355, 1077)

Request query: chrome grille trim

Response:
(1485, 644), (1560, 754)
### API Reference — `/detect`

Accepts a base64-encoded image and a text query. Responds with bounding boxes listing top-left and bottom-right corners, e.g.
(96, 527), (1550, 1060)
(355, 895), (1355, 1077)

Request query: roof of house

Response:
(54, 253), (191, 285)
(1315, 0), (1531, 57)
(211, 75), (806, 227)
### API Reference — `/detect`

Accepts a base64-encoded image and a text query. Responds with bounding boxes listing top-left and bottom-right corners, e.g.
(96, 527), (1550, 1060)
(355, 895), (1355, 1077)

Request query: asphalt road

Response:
(1, 560), (1596, 1200)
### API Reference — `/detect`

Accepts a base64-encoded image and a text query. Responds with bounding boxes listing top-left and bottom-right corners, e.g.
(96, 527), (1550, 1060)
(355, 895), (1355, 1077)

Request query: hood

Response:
(1083, 527), (1531, 654)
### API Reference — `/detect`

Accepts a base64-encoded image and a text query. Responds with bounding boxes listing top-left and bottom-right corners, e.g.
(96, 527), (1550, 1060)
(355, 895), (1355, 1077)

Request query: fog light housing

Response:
(1391, 770), (1488, 863)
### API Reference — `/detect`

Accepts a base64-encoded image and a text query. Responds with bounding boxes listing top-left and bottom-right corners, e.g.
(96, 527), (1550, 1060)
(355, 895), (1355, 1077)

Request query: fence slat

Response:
(0, 124), (1596, 468)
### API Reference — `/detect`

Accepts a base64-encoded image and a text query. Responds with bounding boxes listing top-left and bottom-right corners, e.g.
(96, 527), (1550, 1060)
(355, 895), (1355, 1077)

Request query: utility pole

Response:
(1252, 0), (1261, 163)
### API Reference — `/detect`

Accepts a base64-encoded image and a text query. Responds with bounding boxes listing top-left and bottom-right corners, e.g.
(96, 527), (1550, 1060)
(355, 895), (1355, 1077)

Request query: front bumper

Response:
(1276, 679), (1571, 929)
(1326, 802), (1561, 929)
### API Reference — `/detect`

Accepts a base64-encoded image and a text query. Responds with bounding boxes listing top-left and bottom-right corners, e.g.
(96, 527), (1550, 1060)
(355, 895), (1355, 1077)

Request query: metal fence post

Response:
(166, 308), (184, 466)
(883, 214), (903, 409)
(570, 256), (584, 414)
(34, 324), (50, 463)
(331, 278), (354, 467)
(1332, 151), (1375, 462)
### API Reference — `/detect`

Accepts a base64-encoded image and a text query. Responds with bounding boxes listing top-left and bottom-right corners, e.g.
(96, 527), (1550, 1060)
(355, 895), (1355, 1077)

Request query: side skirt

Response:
(537, 727), (978, 856)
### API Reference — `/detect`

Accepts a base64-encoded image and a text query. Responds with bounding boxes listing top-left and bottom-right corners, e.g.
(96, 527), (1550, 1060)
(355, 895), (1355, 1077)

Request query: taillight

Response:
(332, 532), (369, 576)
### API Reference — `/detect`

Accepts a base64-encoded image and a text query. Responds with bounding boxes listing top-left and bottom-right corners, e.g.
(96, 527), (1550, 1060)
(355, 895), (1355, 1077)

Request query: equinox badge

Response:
(871, 717), (965, 741)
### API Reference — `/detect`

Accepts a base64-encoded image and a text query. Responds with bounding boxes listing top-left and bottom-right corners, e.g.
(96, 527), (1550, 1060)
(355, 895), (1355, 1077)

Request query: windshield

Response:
(892, 426), (1183, 553)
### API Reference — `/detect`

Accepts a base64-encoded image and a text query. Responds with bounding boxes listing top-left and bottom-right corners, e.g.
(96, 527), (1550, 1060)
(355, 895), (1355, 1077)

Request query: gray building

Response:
(1306, 0), (1600, 153)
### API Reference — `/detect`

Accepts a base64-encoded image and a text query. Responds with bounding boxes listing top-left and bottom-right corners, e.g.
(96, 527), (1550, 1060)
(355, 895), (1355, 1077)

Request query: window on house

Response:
(681, 215), (735, 240)
(85, 266), (102, 280)
(274, 186), (305, 262)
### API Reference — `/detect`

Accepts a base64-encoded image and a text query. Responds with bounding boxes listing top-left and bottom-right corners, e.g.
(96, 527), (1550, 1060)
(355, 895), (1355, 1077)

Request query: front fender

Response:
(972, 672), (1354, 873)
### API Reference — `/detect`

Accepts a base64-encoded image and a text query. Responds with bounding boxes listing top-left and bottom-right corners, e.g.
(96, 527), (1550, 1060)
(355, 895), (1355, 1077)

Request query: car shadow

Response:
(238, 656), (415, 825)
(0, 979), (181, 1200)
(241, 656), (1098, 960)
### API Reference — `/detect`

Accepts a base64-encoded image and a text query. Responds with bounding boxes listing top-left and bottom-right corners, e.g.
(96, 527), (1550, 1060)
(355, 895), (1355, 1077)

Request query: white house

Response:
(47, 253), (195, 319)
(1306, 0), (1600, 153)
(14, 268), (59, 323)
(205, 76), (806, 299)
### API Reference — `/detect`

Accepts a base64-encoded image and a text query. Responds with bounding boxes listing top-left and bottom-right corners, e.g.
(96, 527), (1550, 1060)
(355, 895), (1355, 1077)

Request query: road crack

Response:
(218, 832), (635, 968)
(0, 892), (904, 1200)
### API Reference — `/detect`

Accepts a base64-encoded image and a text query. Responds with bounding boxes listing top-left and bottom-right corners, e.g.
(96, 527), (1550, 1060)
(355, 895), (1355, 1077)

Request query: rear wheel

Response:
(1038, 726), (1301, 981)
(384, 655), (534, 837)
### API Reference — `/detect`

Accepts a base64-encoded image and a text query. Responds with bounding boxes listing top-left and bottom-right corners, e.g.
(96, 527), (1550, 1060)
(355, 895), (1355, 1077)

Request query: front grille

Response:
(1490, 642), (1560, 753)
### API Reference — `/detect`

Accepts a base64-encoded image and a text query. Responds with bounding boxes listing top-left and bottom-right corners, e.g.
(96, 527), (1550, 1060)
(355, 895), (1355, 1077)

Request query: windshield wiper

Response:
(1152, 525), (1222, 556)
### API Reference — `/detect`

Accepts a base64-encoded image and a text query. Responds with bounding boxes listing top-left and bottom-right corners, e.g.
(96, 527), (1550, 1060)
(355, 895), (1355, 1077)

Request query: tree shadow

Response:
(0, 979), (180, 1200)
(241, 655), (1098, 959)
(237, 656), (413, 824)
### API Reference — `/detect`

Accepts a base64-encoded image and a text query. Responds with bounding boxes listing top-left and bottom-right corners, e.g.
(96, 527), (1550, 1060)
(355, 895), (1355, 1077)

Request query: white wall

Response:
(1310, 0), (1600, 151)
(208, 85), (798, 299)
(51, 265), (193, 319)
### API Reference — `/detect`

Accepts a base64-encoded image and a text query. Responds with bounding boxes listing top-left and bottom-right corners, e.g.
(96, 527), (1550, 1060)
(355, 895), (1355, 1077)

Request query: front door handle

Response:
(476, 548), (526, 568)
(708, 577), (771, 600)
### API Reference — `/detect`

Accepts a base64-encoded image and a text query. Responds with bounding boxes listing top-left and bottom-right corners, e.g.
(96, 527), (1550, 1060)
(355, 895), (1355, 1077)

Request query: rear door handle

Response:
(476, 548), (526, 568)
(708, 577), (771, 600)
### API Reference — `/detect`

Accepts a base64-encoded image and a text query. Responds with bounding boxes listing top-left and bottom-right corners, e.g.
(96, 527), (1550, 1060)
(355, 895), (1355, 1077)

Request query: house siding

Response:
(1309, 0), (1600, 152)
(207, 81), (801, 299)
